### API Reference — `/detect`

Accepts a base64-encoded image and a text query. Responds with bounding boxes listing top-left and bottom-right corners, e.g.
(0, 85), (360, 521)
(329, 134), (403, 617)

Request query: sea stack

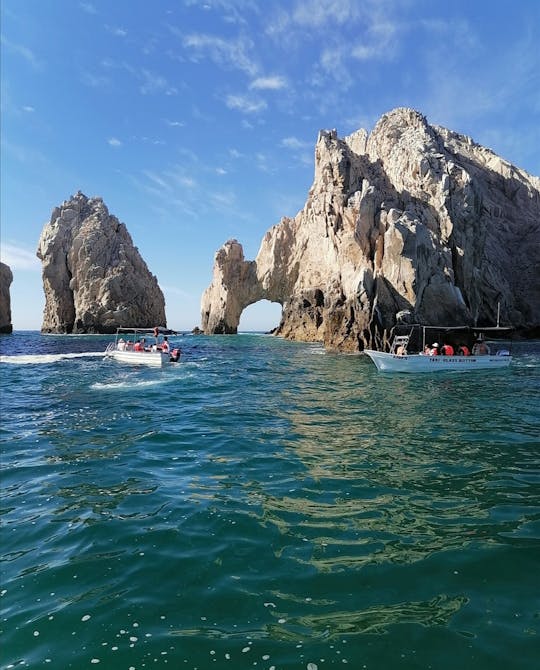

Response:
(37, 191), (166, 333)
(202, 108), (540, 351)
(0, 262), (13, 334)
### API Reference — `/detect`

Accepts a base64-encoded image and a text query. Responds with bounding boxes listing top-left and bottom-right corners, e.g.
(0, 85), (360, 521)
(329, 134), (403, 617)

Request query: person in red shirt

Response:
(441, 343), (454, 355)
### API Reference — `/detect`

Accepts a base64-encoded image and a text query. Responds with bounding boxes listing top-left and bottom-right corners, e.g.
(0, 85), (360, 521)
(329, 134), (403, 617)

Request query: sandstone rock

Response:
(0, 262), (13, 334)
(201, 108), (540, 350)
(37, 192), (166, 333)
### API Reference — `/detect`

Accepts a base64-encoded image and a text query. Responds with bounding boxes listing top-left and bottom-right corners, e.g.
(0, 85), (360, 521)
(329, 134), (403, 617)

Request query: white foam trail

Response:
(91, 379), (164, 390)
(0, 352), (104, 365)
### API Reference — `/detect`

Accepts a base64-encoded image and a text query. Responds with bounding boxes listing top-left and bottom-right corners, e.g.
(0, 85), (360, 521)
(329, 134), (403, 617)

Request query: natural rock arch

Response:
(201, 108), (540, 351)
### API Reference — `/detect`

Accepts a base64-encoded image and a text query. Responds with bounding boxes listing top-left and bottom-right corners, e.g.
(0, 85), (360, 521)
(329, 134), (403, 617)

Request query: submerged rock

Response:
(37, 192), (166, 333)
(202, 108), (540, 350)
(0, 262), (13, 333)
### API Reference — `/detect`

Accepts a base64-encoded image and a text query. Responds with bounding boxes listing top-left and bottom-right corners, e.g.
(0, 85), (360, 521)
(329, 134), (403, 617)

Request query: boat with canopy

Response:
(364, 324), (512, 373)
(105, 327), (181, 367)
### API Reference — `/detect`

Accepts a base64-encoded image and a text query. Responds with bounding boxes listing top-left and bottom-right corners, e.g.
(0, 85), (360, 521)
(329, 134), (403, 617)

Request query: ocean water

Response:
(1, 331), (539, 670)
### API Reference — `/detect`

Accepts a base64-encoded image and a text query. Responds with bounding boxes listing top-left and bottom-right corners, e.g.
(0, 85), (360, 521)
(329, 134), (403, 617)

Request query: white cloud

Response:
(81, 72), (110, 88)
(139, 69), (178, 95)
(226, 94), (267, 114)
(280, 136), (310, 149)
(1, 243), (40, 271)
(216, 167), (227, 175)
(249, 75), (287, 90)
(292, 0), (358, 28)
(165, 119), (185, 127)
(108, 137), (122, 147)
(1, 37), (41, 69)
(79, 2), (97, 14)
(180, 32), (258, 76)
(104, 24), (128, 37)
(143, 170), (171, 191)
(22, 105), (35, 113)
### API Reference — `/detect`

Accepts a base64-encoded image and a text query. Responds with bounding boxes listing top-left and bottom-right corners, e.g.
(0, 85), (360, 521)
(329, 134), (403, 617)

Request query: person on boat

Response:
(472, 339), (490, 355)
(153, 326), (159, 341)
(441, 343), (454, 356)
(457, 343), (471, 356)
(161, 336), (170, 353)
(117, 338), (126, 351)
(133, 340), (143, 351)
(422, 345), (431, 355)
(430, 343), (440, 355)
(126, 340), (133, 350)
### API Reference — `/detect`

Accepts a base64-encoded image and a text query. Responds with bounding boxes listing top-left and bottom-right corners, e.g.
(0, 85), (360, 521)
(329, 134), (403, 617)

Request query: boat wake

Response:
(0, 352), (104, 365)
(91, 379), (166, 391)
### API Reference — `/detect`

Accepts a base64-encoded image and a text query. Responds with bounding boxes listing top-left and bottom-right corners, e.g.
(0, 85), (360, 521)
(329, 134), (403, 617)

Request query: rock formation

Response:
(202, 108), (540, 350)
(0, 262), (13, 334)
(37, 192), (166, 333)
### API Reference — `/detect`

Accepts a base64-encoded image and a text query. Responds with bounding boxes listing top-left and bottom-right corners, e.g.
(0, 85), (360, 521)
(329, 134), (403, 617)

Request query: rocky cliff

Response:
(0, 262), (13, 334)
(37, 192), (166, 333)
(202, 108), (540, 350)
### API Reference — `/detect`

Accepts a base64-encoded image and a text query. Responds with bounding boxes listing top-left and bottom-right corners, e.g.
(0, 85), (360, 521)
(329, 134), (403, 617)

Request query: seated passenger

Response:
(441, 343), (454, 356)
(117, 338), (126, 351)
(472, 340), (490, 355)
(457, 343), (470, 356)
(396, 344), (406, 356)
(161, 336), (170, 353)
(430, 342), (440, 355)
(134, 340), (143, 352)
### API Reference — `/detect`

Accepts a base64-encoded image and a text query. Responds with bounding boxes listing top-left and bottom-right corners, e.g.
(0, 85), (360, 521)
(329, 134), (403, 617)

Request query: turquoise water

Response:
(1, 332), (539, 669)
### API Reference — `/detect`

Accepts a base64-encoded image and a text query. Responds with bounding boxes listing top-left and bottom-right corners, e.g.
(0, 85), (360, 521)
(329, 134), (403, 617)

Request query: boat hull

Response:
(107, 349), (170, 367)
(364, 350), (511, 373)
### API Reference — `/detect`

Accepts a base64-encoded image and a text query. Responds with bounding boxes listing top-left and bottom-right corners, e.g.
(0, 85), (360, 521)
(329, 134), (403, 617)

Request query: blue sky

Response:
(1, 0), (539, 331)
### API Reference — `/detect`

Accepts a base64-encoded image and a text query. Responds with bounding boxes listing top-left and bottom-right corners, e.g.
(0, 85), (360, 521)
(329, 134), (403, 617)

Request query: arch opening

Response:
(238, 300), (282, 333)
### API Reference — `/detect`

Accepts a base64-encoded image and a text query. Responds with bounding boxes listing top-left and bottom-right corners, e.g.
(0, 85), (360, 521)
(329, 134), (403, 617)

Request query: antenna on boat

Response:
(497, 302), (500, 328)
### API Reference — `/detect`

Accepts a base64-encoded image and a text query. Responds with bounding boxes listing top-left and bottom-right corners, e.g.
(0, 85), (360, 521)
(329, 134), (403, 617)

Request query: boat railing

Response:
(390, 335), (410, 355)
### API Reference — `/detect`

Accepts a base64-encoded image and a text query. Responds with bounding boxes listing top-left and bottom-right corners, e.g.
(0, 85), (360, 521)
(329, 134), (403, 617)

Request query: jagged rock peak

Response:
(202, 108), (540, 350)
(37, 191), (166, 334)
(0, 262), (13, 334)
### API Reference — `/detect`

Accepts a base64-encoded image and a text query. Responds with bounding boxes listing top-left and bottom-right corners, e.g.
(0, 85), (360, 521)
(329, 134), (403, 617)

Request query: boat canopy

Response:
(114, 326), (179, 336)
(391, 324), (513, 353)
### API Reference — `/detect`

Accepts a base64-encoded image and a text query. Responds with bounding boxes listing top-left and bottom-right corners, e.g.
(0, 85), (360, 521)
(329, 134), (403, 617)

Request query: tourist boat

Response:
(105, 327), (181, 367)
(364, 325), (512, 373)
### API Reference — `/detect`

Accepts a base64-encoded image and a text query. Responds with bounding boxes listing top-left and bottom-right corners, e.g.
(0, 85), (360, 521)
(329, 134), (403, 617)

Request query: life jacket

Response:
(442, 344), (454, 356)
(134, 342), (142, 351)
(161, 341), (170, 352)
(458, 345), (470, 356)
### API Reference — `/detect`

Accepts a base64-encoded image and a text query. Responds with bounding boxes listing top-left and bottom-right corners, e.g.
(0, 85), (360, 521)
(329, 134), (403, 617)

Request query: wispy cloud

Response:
(1, 36), (41, 69)
(165, 119), (185, 127)
(179, 31), (258, 76)
(1, 243), (40, 271)
(79, 1), (97, 14)
(81, 72), (110, 88)
(105, 25), (128, 37)
(108, 137), (122, 147)
(226, 94), (267, 114)
(22, 105), (35, 113)
(280, 136), (310, 150)
(139, 69), (178, 95)
(249, 75), (287, 90)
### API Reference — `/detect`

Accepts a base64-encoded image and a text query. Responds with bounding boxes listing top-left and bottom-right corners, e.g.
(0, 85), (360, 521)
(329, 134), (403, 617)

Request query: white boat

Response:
(105, 327), (181, 367)
(364, 325), (512, 373)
